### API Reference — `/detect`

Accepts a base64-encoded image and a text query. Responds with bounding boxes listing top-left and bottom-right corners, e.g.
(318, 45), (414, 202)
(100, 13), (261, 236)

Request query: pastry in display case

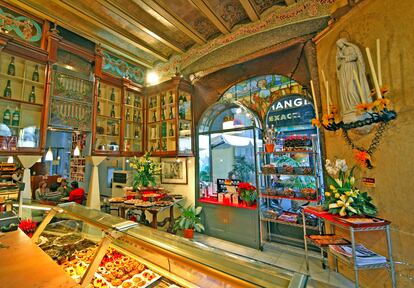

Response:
(30, 203), (298, 288)
(0, 52), (45, 151)
(95, 81), (122, 152)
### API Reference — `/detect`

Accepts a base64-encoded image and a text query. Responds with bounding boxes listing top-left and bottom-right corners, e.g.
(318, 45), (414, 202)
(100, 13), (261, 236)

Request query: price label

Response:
(362, 177), (375, 188)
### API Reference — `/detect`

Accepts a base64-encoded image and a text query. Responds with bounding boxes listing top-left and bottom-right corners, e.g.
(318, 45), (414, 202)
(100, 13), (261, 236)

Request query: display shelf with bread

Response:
(27, 202), (300, 288)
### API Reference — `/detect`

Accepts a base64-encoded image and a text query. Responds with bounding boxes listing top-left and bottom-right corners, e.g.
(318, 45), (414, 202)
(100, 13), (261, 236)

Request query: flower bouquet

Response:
(323, 159), (377, 217)
(129, 152), (161, 190)
(237, 182), (257, 206)
(263, 125), (278, 152)
(19, 219), (37, 238)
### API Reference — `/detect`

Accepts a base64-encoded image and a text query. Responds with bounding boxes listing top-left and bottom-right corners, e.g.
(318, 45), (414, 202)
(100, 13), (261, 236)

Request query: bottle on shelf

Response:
(126, 94), (131, 105)
(3, 106), (11, 126)
(134, 127), (139, 138)
(97, 101), (101, 114)
(162, 139), (167, 151)
(178, 95), (185, 119)
(169, 123), (174, 137)
(169, 106), (174, 119)
(3, 80), (12, 98)
(134, 95), (140, 107)
(7, 57), (15, 76)
(133, 110), (138, 122)
(110, 88), (115, 101)
(169, 91), (174, 104)
(152, 111), (157, 122)
(110, 105), (116, 118)
(161, 94), (165, 106)
(126, 109), (131, 121)
(162, 122), (167, 137)
(28, 86), (36, 103)
(98, 83), (101, 97)
(161, 108), (166, 121)
(12, 107), (20, 127)
(32, 65), (39, 82)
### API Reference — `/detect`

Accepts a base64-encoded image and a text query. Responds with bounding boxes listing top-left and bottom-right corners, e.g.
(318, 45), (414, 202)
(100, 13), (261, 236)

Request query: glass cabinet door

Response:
(161, 89), (176, 152)
(147, 94), (160, 152)
(123, 90), (143, 153)
(95, 81), (121, 152)
(178, 90), (192, 154)
(0, 52), (45, 150)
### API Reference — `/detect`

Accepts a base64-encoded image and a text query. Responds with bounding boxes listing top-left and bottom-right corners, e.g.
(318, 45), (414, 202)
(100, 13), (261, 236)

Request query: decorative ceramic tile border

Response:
(103, 51), (146, 85)
(0, 6), (42, 43)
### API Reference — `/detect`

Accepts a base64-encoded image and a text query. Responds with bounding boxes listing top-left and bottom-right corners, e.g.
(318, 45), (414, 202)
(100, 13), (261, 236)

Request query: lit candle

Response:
(310, 80), (319, 119)
(376, 39), (382, 87)
(326, 81), (331, 114)
(353, 70), (363, 98)
(366, 47), (382, 99)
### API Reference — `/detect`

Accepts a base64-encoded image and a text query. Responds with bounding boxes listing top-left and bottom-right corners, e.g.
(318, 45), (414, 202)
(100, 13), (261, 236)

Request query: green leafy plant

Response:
(232, 156), (255, 182)
(237, 182), (257, 203)
(173, 205), (205, 232)
(324, 159), (377, 217)
(129, 152), (161, 189)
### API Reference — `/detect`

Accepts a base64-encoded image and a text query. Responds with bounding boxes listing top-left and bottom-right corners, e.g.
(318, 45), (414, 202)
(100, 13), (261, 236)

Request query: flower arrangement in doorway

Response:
(237, 182), (257, 206)
(323, 159), (377, 217)
(129, 152), (161, 190)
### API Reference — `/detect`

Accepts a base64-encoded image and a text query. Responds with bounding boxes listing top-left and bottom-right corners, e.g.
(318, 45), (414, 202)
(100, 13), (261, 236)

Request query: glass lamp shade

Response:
(45, 148), (53, 161)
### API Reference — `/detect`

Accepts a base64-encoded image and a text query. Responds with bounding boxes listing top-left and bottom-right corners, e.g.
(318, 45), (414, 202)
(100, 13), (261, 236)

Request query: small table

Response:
(110, 199), (183, 232)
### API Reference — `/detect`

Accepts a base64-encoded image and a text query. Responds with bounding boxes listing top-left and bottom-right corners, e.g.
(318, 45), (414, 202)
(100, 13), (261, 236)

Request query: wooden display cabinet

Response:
(123, 86), (144, 155)
(93, 77), (122, 154)
(0, 51), (47, 153)
(146, 76), (193, 156)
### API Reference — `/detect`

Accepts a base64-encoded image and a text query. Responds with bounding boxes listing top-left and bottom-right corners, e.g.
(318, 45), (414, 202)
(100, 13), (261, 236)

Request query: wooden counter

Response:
(0, 229), (78, 288)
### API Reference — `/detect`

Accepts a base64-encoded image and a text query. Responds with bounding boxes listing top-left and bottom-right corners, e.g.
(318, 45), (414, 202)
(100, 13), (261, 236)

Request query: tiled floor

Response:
(193, 233), (355, 288)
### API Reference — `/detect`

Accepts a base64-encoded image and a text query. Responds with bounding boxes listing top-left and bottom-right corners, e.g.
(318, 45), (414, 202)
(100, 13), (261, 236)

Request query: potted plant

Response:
(237, 182), (257, 206)
(129, 152), (161, 190)
(173, 204), (205, 239)
(264, 125), (278, 153)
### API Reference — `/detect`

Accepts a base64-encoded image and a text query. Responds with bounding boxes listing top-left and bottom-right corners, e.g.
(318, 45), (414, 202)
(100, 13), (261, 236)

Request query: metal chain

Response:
(342, 122), (388, 155)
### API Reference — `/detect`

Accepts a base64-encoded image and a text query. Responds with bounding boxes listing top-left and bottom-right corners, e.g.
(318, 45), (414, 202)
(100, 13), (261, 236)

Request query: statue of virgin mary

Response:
(336, 38), (371, 123)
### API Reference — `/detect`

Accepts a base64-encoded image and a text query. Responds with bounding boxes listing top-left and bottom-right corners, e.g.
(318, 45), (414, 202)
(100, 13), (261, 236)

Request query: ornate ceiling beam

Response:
(238, 0), (259, 22)
(6, 0), (153, 67)
(189, 0), (230, 34)
(57, 0), (169, 62)
(99, 0), (185, 53)
(140, 0), (206, 44)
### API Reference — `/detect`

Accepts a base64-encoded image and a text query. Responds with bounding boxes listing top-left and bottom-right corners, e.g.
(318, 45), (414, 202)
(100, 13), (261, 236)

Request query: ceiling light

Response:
(147, 71), (159, 85)
(73, 145), (80, 157)
(7, 156), (13, 163)
(45, 148), (53, 161)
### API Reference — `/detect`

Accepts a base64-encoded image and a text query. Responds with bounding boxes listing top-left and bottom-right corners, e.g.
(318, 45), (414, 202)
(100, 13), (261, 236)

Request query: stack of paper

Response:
(329, 244), (387, 266)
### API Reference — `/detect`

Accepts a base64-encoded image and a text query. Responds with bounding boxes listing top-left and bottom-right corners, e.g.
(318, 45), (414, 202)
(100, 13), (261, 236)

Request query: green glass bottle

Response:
(161, 94), (165, 106)
(161, 108), (165, 121)
(12, 107), (20, 127)
(169, 106), (174, 119)
(98, 83), (101, 97)
(97, 101), (101, 114)
(152, 111), (156, 122)
(3, 80), (12, 98)
(7, 57), (15, 76)
(162, 139), (167, 151)
(28, 86), (36, 103)
(162, 122), (167, 137)
(149, 97), (153, 108)
(32, 65), (39, 82)
(134, 95), (139, 107)
(3, 106), (11, 126)
(126, 94), (131, 105)
(133, 110), (137, 122)
(169, 91), (173, 104)
(110, 105), (116, 118)
(126, 109), (130, 121)
(169, 123), (174, 137)
(137, 112), (141, 124)
(110, 88), (115, 101)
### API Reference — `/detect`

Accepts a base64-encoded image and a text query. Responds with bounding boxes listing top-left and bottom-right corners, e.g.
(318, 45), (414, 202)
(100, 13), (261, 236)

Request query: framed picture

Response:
(161, 158), (188, 184)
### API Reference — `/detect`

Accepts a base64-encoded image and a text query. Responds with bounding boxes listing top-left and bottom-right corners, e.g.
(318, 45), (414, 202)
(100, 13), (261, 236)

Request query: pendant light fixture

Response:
(73, 145), (81, 157)
(45, 147), (53, 161)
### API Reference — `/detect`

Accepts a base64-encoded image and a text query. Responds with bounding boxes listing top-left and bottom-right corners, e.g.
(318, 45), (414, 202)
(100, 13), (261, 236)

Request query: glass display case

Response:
(28, 203), (301, 288)
(123, 89), (144, 154)
(146, 76), (193, 156)
(0, 52), (45, 151)
(94, 80), (122, 153)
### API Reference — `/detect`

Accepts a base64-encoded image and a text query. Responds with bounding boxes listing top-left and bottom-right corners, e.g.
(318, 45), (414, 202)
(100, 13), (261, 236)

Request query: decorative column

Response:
(18, 155), (41, 200)
(86, 156), (106, 210)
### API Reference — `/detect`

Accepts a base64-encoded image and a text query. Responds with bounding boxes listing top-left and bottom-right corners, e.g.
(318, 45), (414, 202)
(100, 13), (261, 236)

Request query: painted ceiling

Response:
(6, 0), (347, 77)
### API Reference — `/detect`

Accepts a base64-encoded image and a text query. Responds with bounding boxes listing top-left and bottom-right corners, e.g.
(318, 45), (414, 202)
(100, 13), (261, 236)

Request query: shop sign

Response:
(267, 95), (315, 127)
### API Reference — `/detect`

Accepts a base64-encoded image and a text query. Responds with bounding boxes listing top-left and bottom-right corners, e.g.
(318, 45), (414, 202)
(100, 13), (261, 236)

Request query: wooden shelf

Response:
(0, 96), (43, 107)
(96, 115), (121, 120)
(96, 134), (119, 138)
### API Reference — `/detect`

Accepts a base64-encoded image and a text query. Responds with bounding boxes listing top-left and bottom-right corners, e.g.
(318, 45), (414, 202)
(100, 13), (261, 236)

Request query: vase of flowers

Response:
(264, 125), (277, 153)
(323, 159), (377, 217)
(129, 152), (161, 190)
(237, 182), (257, 206)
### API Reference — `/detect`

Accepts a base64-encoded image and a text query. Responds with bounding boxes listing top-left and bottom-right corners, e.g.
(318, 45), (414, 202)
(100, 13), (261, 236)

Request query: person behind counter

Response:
(42, 183), (63, 203)
(67, 181), (85, 204)
(35, 181), (49, 200)
(57, 178), (71, 197)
